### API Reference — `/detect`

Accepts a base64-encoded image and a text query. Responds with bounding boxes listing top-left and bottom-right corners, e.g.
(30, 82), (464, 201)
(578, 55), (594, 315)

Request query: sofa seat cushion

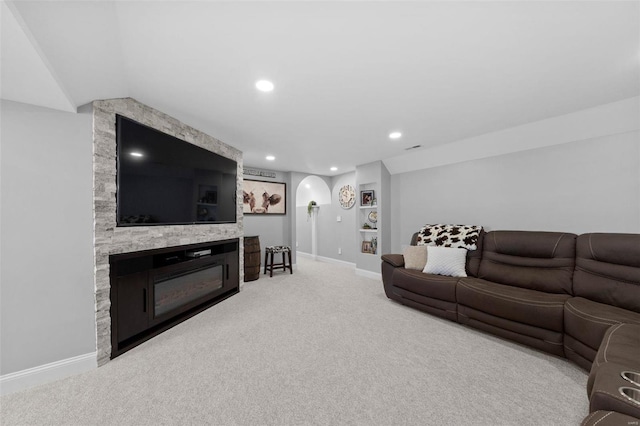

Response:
(581, 411), (640, 426)
(457, 278), (570, 332)
(565, 297), (640, 357)
(392, 268), (458, 302)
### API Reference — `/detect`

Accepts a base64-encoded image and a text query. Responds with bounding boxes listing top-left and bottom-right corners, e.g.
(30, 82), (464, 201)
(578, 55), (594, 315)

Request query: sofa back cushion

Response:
(573, 233), (640, 313)
(478, 231), (576, 294)
(411, 229), (484, 277)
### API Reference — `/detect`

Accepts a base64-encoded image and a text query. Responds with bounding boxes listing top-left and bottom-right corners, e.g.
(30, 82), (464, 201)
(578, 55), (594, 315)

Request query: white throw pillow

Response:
(422, 246), (467, 277)
(403, 246), (428, 270)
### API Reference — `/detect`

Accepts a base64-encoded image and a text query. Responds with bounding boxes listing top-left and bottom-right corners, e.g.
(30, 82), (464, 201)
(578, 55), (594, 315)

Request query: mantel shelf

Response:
(360, 229), (378, 233)
(359, 206), (377, 209)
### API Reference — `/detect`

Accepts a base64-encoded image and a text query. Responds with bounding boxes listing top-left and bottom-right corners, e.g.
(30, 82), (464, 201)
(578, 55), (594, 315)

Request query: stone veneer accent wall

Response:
(93, 98), (243, 366)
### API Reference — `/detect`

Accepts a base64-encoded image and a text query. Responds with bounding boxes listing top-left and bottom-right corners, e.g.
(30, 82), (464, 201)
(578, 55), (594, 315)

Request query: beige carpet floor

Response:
(1, 256), (588, 425)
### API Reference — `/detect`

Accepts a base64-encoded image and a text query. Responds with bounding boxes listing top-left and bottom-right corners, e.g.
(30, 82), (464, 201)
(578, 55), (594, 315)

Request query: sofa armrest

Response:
(590, 362), (640, 420)
(381, 254), (404, 268)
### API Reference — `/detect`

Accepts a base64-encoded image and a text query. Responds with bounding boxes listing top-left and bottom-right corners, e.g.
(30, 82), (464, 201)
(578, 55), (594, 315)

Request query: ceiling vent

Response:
(404, 145), (422, 151)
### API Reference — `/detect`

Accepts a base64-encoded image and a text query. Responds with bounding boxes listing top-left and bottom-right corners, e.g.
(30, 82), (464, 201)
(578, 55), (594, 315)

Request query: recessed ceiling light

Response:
(266, 155), (275, 161)
(330, 167), (338, 171)
(256, 80), (274, 92)
(130, 152), (143, 157)
(389, 132), (402, 140)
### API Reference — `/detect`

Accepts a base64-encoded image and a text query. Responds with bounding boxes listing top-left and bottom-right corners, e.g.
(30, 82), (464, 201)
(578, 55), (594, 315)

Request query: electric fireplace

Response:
(109, 239), (239, 358)
(153, 263), (224, 318)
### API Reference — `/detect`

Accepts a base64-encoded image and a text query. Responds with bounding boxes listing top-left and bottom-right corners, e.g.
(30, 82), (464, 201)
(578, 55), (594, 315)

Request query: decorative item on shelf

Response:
(244, 167), (277, 179)
(371, 237), (378, 255)
(362, 240), (373, 254)
(362, 222), (372, 229)
(360, 190), (374, 207)
(338, 184), (356, 209)
(307, 200), (317, 218)
(368, 210), (378, 229)
(371, 198), (377, 206)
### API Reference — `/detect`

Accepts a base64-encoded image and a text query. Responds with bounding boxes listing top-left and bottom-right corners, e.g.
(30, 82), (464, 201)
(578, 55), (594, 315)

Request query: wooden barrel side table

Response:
(244, 236), (261, 282)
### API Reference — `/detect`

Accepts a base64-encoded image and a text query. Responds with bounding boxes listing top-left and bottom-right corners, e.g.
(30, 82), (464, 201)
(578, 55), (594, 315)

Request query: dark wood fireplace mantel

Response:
(109, 239), (239, 358)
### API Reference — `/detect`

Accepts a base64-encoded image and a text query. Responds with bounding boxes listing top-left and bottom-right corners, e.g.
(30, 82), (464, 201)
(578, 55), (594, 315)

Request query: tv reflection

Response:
(243, 190), (282, 213)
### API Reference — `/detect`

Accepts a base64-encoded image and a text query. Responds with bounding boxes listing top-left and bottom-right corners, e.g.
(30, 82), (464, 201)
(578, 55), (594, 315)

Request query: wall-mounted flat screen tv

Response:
(116, 115), (237, 226)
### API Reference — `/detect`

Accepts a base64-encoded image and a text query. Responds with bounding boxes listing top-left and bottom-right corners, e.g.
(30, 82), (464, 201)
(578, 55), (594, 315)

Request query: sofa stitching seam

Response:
(592, 411), (612, 426)
(601, 323), (625, 364)
(482, 258), (573, 270)
(458, 281), (566, 307)
(583, 410), (597, 424)
(565, 301), (632, 325)
(588, 234), (598, 262)
(459, 308), (562, 344)
(399, 272), (458, 282)
(574, 265), (640, 286)
(565, 306), (620, 326)
(551, 234), (564, 258)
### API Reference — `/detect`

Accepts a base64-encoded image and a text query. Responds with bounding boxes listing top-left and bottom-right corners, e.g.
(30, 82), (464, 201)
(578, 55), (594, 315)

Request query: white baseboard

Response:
(355, 268), (382, 280)
(297, 251), (356, 268)
(296, 251), (316, 260)
(316, 255), (356, 268)
(298, 251), (380, 279)
(0, 352), (97, 396)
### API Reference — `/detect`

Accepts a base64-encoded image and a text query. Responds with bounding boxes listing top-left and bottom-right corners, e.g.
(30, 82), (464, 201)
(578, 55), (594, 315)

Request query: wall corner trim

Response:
(0, 352), (97, 396)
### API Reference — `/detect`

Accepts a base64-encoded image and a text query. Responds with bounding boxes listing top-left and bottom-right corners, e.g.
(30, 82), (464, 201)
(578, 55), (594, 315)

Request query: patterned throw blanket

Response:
(416, 224), (483, 250)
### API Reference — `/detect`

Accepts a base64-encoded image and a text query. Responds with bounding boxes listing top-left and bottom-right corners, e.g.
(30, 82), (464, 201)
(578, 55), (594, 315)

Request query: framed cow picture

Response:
(242, 180), (286, 215)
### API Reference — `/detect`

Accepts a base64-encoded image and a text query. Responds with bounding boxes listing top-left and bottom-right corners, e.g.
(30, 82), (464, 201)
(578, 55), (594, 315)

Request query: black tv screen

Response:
(116, 115), (237, 226)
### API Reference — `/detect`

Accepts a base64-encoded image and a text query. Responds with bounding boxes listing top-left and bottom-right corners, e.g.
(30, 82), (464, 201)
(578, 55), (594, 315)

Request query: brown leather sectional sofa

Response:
(381, 230), (640, 424)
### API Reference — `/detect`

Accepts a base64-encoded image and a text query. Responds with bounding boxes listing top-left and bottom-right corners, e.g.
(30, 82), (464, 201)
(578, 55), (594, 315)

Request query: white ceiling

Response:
(2, 1), (639, 176)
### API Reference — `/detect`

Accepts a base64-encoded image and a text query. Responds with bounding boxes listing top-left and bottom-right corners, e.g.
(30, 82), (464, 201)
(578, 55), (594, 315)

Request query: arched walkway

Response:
(295, 176), (331, 259)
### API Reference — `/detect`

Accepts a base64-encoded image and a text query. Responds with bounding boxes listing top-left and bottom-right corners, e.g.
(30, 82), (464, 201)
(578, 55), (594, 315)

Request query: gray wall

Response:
(390, 131), (640, 253)
(328, 172), (357, 263)
(243, 171), (293, 256)
(1, 100), (96, 374)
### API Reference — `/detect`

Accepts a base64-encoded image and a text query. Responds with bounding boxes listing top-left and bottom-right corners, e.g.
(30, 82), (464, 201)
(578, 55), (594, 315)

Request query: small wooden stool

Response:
(264, 246), (293, 277)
